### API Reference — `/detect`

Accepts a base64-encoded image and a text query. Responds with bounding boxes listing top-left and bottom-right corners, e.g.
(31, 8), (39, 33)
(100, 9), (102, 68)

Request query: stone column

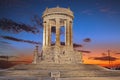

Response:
(43, 21), (46, 47)
(64, 20), (67, 45)
(55, 18), (60, 46)
(70, 21), (73, 46)
(48, 21), (51, 46)
(66, 19), (70, 46)
(46, 20), (49, 46)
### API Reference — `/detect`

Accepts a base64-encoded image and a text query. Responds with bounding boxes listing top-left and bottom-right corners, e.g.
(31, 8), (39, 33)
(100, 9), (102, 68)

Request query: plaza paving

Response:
(0, 76), (120, 80)
(0, 64), (120, 80)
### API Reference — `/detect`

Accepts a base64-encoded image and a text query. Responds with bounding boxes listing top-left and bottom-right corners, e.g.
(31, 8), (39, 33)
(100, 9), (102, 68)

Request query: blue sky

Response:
(0, 0), (120, 60)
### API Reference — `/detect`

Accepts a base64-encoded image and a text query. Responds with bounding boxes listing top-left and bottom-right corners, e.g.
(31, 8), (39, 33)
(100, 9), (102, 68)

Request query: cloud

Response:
(83, 38), (91, 42)
(0, 40), (17, 55)
(0, 40), (14, 49)
(32, 15), (43, 28)
(115, 53), (120, 55)
(81, 9), (93, 15)
(100, 8), (110, 12)
(0, 41), (12, 50)
(76, 50), (91, 53)
(101, 53), (107, 56)
(1, 36), (41, 45)
(90, 56), (119, 61)
(99, 7), (120, 15)
(0, 41), (10, 44)
(73, 43), (83, 48)
(0, 51), (4, 54)
(0, 18), (39, 34)
(0, 55), (17, 59)
(0, 56), (8, 59)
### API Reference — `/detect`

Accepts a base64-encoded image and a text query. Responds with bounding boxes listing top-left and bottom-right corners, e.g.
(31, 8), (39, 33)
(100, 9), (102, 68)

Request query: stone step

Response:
(0, 70), (50, 77)
(9, 64), (107, 71)
(1, 64), (119, 78)
(61, 70), (120, 77)
(1, 69), (120, 77)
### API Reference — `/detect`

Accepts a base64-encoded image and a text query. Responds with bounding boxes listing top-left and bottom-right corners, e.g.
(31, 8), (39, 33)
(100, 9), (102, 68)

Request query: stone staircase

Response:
(9, 64), (107, 71)
(0, 64), (120, 78)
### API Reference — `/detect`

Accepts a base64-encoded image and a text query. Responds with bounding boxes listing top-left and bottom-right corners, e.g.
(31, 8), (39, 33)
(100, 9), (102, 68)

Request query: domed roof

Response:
(42, 6), (74, 18)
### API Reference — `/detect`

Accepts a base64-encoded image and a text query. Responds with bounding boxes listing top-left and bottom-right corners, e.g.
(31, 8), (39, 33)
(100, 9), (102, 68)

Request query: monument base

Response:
(0, 63), (120, 78)
(36, 46), (83, 64)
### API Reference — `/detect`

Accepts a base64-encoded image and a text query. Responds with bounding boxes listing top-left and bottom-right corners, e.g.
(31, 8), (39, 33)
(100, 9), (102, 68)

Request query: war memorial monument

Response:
(0, 6), (120, 80)
(32, 6), (82, 64)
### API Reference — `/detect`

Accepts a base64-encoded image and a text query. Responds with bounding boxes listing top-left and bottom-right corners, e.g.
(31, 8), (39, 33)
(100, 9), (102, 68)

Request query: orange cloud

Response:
(16, 54), (33, 63)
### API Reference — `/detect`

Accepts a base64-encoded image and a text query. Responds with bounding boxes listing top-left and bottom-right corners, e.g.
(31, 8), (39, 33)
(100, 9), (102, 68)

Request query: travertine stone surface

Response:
(33, 6), (82, 64)
(32, 46), (39, 64)
(51, 71), (60, 78)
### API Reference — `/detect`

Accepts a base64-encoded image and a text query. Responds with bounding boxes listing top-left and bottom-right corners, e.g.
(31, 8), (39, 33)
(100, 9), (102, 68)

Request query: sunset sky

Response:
(0, 0), (120, 66)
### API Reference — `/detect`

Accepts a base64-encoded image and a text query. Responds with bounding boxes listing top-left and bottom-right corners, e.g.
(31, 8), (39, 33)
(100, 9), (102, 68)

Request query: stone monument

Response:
(33, 6), (82, 64)
(1, 6), (120, 80)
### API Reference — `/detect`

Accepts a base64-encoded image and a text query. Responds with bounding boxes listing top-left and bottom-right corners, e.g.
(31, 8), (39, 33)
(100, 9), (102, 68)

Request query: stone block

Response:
(51, 71), (60, 78)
